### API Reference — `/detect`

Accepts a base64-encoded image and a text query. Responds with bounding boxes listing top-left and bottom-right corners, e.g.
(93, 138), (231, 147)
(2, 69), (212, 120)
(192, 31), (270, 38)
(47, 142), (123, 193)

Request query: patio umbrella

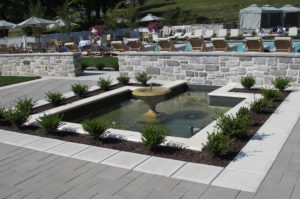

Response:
(0, 20), (16, 38)
(17, 16), (55, 28)
(140, 14), (164, 22)
(47, 19), (77, 29)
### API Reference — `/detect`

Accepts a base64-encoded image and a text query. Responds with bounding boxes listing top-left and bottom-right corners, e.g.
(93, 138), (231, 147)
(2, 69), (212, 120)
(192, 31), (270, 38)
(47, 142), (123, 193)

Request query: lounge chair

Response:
(64, 42), (78, 52)
(0, 44), (14, 53)
(217, 29), (227, 38)
(45, 42), (58, 53)
(27, 42), (43, 53)
(288, 27), (298, 37)
(229, 29), (240, 38)
(178, 32), (193, 40)
(157, 38), (185, 51)
(140, 32), (151, 42)
(126, 38), (156, 51)
(211, 38), (236, 51)
(245, 37), (264, 52)
(193, 29), (203, 38)
(274, 37), (293, 52)
(168, 32), (183, 40)
(111, 41), (129, 52)
(188, 36), (211, 51)
(203, 30), (214, 40)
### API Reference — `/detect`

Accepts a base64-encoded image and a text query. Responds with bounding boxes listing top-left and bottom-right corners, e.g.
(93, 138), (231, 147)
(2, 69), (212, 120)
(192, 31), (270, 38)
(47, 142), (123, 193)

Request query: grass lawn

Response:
(80, 57), (119, 70)
(0, 76), (41, 87)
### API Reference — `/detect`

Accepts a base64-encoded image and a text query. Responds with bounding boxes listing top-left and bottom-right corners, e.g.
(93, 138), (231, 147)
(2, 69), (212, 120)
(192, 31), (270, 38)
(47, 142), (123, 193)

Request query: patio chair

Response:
(0, 44), (14, 53)
(217, 29), (227, 38)
(111, 41), (129, 52)
(178, 32), (193, 40)
(245, 37), (264, 52)
(229, 29), (240, 39)
(45, 42), (58, 53)
(126, 38), (155, 51)
(288, 27), (298, 37)
(193, 29), (203, 38)
(211, 38), (236, 51)
(140, 32), (151, 42)
(27, 42), (43, 53)
(157, 38), (185, 51)
(274, 37), (293, 52)
(168, 32), (183, 40)
(203, 30), (214, 40)
(64, 42), (78, 52)
(188, 36), (211, 51)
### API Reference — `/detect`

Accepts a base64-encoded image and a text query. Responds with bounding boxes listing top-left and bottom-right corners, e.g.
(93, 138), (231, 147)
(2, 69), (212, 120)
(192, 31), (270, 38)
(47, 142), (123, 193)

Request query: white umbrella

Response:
(0, 20), (16, 29)
(47, 19), (77, 29)
(17, 16), (55, 28)
(140, 14), (163, 22)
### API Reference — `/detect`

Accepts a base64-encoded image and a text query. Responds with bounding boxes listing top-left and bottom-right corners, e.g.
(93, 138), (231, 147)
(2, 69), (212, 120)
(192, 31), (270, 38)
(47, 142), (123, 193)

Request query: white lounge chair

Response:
(168, 32), (183, 40)
(288, 27), (298, 37)
(203, 30), (214, 39)
(229, 29), (239, 38)
(178, 32), (193, 40)
(217, 29), (227, 38)
(193, 29), (203, 38)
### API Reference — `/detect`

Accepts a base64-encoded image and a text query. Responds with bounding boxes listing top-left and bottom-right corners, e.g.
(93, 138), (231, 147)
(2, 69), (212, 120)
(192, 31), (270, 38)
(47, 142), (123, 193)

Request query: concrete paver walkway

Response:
(1, 74), (300, 198)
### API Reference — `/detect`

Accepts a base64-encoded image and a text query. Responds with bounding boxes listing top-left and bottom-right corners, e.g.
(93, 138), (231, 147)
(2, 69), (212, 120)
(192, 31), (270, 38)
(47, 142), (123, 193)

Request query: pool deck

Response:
(1, 71), (300, 198)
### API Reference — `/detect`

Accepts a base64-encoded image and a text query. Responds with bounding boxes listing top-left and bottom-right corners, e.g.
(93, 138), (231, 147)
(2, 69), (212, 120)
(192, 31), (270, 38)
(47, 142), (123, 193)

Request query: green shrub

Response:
(261, 88), (282, 100)
(95, 62), (106, 70)
(250, 98), (271, 113)
(37, 114), (63, 133)
(82, 119), (108, 139)
(80, 57), (119, 70)
(71, 84), (89, 97)
(0, 107), (7, 122)
(81, 62), (88, 70)
(240, 75), (256, 90)
(273, 76), (293, 92)
(236, 106), (251, 119)
(141, 124), (168, 150)
(203, 131), (231, 157)
(15, 97), (34, 113)
(135, 72), (152, 85)
(215, 113), (249, 138)
(98, 77), (112, 90)
(117, 75), (130, 85)
(5, 108), (30, 128)
(45, 92), (65, 106)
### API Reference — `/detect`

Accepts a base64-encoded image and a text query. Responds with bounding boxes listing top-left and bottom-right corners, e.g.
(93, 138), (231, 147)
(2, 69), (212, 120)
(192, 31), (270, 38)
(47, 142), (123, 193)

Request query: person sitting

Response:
(277, 27), (284, 34)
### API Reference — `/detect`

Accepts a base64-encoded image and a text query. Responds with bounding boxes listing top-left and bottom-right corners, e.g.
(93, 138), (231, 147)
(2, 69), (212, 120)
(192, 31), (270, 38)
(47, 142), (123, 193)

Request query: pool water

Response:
(64, 89), (233, 138)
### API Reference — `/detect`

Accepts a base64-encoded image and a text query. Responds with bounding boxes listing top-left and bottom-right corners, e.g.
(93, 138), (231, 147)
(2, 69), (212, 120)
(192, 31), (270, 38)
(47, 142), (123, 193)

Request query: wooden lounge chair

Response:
(45, 42), (58, 53)
(27, 42), (43, 53)
(64, 42), (78, 52)
(274, 37), (293, 52)
(188, 36), (210, 51)
(157, 38), (185, 51)
(111, 41), (129, 52)
(211, 38), (236, 51)
(203, 30), (214, 40)
(0, 44), (14, 53)
(288, 27), (298, 37)
(126, 38), (156, 51)
(245, 37), (264, 52)
(217, 29), (227, 38)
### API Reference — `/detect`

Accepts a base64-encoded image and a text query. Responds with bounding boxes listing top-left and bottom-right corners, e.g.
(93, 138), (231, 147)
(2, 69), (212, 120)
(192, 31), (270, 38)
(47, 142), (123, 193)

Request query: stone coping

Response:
(0, 52), (81, 57)
(118, 51), (300, 58)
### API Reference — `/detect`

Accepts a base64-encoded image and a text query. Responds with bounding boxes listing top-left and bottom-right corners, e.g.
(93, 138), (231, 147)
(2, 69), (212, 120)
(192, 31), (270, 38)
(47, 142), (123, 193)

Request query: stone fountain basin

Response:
(132, 87), (170, 105)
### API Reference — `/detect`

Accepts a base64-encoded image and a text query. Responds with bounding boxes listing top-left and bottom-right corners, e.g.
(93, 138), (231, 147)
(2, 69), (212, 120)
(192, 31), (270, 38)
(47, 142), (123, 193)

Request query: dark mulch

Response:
(230, 88), (261, 94)
(0, 89), (289, 167)
(31, 83), (161, 114)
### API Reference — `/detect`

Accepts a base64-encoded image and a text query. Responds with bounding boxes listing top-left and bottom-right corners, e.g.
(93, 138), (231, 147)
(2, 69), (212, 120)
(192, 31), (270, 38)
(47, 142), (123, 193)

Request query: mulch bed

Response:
(31, 83), (161, 114)
(230, 88), (261, 94)
(0, 88), (290, 167)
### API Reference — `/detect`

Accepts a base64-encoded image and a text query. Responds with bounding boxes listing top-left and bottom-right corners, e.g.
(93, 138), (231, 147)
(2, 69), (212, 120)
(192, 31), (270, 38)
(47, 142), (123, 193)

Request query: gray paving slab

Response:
(72, 146), (119, 163)
(46, 142), (90, 157)
(23, 137), (65, 151)
(200, 186), (240, 199)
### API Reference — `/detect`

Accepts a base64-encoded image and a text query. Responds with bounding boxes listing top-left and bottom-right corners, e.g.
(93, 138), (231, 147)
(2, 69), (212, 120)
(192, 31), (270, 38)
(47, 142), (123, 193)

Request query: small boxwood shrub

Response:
(273, 76), (293, 92)
(95, 62), (106, 70)
(203, 131), (231, 157)
(71, 84), (89, 97)
(135, 72), (152, 85)
(5, 108), (30, 128)
(117, 75), (130, 85)
(15, 97), (34, 113)
(215, 113), (249, 138)
(45, 92), (65, 106)
(0, 107), (7, 123)
(82, 119), (108, 139)
(98, 77), (112, 90)
(250, 98), (271, 113)
(37, 114), (63, 133)
(261, 88), (282, 100)
(236, 106), (250, 118)
(141, 124), (168, 150)
(240, 75), (256, 90)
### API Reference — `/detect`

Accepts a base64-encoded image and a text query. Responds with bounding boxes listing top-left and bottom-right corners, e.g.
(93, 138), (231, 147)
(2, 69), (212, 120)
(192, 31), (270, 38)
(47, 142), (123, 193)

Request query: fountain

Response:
(132, 85), (170, 123)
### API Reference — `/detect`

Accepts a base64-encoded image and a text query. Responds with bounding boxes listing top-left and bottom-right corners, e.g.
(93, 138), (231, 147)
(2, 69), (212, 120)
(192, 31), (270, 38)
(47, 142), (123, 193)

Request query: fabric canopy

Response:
(17, 16), (54, 28)
(47, 19), (77, 29)
(240, 4), (283, 29)
(280, 4), (300, 13)
(140, 14), (163, 22)
(0, 20), (16, 29)
(280, 5), (300, 27)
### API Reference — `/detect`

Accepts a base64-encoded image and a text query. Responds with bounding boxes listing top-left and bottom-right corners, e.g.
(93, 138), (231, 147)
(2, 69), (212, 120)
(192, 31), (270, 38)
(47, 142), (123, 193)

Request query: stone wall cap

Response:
(0, 52), (81, 57)
(117, 51), (300, 58)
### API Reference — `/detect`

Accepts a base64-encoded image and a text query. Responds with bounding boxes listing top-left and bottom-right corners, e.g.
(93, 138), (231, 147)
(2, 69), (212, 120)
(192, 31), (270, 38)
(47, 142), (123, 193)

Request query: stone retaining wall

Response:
(118, 52), (300, 86)
(0, 52), (81, 77)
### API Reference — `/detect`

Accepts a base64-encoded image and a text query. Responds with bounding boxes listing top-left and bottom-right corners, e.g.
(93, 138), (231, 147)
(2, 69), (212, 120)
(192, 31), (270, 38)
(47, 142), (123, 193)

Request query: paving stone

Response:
(72, 146), (119, 163)
(46, 142), (90, 157)
(102, 151), (149, 169)
(23, 137), (65, 151)
(236, 191), (255, 199)
(96, 166), (130, 181)
(134, 157), (185, 177)
(172, 163), (223, 184)
(0, 131), (23, 142)
(200, 186), (240, 199)
(3, 134), (42, 146)
(180, 183), (209, 199)
(144, 175), (181, 192)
